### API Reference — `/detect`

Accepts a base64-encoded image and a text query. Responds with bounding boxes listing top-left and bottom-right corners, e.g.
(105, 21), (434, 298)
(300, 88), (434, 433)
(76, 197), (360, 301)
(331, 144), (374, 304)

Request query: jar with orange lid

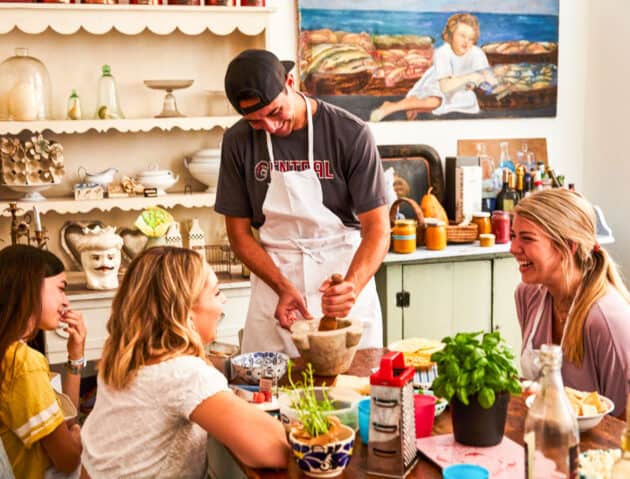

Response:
(391, 219), (417, 254)
(424, 218), (447, 251)
(471, 212), (492, 238)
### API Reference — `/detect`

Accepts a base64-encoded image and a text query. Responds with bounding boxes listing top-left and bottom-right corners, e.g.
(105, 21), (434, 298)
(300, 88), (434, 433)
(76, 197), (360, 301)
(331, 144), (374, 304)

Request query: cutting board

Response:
(416, 433), (524, 478)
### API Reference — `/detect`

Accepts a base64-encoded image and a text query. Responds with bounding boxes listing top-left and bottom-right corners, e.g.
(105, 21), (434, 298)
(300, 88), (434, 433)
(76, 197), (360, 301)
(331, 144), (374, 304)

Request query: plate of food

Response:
(525, 387), (614, 432)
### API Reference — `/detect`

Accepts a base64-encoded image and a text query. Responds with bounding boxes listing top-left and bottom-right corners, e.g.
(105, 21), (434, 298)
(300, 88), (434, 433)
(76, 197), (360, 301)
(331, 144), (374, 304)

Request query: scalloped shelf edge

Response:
(0, 116), (240, 135)
(1, 192), (216, 216)
(0, 4), (275, 37)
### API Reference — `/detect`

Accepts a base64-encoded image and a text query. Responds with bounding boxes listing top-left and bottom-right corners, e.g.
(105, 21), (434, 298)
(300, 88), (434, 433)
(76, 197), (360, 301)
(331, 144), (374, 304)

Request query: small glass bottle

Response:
(67, 89), (82, 120)
(524, 344), (579, 479)
(95, 64), (124, 119)
(611, 395), (630, 478)
(498, 141), (515, 173)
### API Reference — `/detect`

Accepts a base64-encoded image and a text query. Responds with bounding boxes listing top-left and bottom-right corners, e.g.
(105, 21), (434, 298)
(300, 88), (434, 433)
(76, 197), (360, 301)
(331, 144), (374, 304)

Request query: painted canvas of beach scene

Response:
(297, 0), (559, 121)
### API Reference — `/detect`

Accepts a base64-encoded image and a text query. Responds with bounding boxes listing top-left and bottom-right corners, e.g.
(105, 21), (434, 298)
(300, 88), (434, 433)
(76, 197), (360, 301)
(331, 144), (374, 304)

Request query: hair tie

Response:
(593, 243), (601, 252)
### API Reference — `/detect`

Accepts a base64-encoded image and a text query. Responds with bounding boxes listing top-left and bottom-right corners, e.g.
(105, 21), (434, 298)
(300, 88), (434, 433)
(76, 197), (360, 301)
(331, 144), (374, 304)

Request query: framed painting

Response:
(297, 0), (559, 122)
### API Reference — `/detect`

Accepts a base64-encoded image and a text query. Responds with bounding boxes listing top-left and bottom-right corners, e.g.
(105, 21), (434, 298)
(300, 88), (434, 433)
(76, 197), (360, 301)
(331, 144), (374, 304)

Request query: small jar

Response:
(424, 218), (447, 251)
(471, 211), (492, 238)
(391, 219), (416, 254)
(479, 233), (496, 247)
(492, 210), (511, 244)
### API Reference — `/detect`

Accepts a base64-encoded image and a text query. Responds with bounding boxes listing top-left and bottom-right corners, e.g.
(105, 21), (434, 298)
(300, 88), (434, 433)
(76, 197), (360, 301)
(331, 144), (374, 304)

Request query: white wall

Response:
(583, 0), (630, 281)
(269, 0), (630, 279)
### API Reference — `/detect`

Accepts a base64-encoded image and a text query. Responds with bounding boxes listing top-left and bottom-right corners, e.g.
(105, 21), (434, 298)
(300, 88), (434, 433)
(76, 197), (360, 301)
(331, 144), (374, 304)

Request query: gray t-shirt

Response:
(215, 98), (387, 229)
(515, 282), (630, 416)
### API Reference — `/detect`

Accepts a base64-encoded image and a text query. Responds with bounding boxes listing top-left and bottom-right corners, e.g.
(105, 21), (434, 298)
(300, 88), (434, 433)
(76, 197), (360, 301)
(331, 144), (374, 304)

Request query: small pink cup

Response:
(414, 394), (437, 438)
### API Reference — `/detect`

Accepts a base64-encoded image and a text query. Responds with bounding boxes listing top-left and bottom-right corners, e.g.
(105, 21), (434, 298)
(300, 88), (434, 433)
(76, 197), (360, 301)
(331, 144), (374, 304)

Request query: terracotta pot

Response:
(450, 391), (509, 447)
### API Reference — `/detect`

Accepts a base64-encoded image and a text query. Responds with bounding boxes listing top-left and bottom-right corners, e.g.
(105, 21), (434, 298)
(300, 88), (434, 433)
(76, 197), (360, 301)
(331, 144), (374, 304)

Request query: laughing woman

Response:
(510, 189), (630, 417)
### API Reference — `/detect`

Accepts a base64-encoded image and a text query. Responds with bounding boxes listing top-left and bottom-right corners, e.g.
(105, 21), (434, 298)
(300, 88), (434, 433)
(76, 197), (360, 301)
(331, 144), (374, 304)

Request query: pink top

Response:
(515, 282), (630, 416)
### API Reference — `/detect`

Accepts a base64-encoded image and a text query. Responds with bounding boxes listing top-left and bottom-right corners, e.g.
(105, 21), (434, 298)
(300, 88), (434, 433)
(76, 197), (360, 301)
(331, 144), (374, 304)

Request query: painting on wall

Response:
(297, 0), (559, 122)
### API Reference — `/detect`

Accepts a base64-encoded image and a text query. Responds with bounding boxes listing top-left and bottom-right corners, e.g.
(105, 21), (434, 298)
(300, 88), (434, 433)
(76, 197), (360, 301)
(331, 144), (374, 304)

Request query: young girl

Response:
(0, 245), (86, 478)
(80, 247), (289, 478)
(370, 13), (496, 121)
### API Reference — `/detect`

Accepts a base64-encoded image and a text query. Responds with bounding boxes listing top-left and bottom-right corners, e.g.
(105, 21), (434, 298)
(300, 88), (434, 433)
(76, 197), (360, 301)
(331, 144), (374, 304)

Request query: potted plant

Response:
(285, 362), (355, 478)
(430, 330), (522, 447)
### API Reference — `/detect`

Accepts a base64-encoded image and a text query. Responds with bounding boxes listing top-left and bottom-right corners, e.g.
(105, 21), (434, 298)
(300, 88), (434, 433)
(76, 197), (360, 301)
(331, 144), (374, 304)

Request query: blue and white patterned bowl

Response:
(289, 424), (355, 478)
(230, 351), (289, 385)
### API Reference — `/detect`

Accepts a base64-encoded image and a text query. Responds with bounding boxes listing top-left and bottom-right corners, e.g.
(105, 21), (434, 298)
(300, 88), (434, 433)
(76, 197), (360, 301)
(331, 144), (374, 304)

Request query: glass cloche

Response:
(0, 48), (52, 121)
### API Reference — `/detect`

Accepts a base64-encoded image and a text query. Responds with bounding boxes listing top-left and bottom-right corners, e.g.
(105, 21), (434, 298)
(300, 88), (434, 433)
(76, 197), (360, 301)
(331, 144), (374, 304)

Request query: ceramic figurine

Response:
(74, 225), (123, 290)
(164, 221), (183, 248)
(188, 218), (206, 260)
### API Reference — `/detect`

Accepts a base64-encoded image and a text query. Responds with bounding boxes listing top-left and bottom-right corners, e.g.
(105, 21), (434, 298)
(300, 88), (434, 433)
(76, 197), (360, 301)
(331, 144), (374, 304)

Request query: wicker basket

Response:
(446, 223), (478, 244)
(389, 197), (425, 246)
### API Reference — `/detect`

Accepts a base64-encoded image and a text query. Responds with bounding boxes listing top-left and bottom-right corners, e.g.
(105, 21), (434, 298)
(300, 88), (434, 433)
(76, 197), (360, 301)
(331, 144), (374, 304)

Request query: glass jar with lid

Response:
(492, 210), (511, 244)
(424, 218), (447, 251)
(391, 219), (416, 254)
(471, 211), (492, 238)
(0, 48), (52, 121)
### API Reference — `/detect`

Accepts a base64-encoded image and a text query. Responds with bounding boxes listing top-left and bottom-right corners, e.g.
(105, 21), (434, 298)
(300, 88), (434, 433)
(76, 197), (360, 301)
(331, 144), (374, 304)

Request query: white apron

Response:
(520, 287), (571, 380)
(241, 93), (383, 357)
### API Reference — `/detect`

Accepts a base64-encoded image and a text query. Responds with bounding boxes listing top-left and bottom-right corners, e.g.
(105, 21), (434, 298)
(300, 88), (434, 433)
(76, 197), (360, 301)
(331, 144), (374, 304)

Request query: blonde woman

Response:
(80, 247), (289, 478)
(510, 189), (630, 417)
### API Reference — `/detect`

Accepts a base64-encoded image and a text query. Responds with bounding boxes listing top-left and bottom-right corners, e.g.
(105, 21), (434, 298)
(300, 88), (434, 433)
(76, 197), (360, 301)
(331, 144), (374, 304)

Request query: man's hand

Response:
(275, 283), (312, 329)
(62, 309), (86, 360)
(319, 277), (357, 319)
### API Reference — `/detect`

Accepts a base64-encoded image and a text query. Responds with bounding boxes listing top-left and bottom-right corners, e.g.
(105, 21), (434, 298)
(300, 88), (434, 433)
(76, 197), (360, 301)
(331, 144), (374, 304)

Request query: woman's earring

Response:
(188, 315), (197, 331)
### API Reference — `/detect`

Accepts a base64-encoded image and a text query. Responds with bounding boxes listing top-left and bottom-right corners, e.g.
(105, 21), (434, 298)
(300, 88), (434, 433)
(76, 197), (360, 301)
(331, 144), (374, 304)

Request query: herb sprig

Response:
(286, 361), (335, 437)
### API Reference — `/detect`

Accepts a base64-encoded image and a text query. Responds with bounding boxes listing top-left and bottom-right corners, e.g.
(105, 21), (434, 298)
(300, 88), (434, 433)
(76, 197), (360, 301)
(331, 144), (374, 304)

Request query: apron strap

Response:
(265, 92), (314, 172)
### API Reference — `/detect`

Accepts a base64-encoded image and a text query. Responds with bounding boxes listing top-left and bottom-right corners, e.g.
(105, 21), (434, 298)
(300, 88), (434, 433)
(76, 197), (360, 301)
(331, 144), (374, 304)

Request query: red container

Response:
(414, 394), (436, 438)
(492, 210), (511, 244)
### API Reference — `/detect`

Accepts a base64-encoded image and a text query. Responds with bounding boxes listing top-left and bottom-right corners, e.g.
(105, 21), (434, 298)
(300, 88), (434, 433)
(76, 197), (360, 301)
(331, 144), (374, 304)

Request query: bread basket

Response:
(445, 223), (478, 243)
(389, 197), (425, 245)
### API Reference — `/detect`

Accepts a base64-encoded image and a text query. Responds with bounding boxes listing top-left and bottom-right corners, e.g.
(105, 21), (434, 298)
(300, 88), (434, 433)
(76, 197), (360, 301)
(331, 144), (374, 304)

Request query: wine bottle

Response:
(524, 344), (579, 479)
(495, 169), (519, 212)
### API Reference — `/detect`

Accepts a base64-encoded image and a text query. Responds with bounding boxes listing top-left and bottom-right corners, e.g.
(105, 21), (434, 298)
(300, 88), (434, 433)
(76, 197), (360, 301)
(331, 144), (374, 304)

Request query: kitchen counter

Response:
(234, 348), (625, 479)
(383, 234), (614, 265)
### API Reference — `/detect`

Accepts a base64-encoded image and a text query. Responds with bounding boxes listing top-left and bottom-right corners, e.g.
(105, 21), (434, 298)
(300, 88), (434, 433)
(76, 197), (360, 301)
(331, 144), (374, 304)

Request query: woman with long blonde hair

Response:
(510, 189), (630, 417)
(80, 247), (288, 478)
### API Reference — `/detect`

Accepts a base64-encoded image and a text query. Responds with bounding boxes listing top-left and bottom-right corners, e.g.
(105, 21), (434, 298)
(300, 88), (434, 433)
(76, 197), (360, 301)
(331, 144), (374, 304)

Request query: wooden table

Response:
(239, 349), (625, 479)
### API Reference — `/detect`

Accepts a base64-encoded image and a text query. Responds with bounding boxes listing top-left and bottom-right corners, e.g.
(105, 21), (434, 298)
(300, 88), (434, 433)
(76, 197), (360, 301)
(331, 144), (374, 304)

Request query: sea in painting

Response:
(298, 0), (559, 121)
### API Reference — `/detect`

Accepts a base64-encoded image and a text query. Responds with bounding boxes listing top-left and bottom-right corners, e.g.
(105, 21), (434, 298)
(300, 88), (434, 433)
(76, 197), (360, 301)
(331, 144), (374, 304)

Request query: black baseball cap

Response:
(224, 49), (295, 115)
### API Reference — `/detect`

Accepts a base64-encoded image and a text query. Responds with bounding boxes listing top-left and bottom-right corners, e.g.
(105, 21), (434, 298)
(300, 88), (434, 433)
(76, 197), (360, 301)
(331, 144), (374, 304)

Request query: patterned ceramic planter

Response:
(289, 424), (355, 478)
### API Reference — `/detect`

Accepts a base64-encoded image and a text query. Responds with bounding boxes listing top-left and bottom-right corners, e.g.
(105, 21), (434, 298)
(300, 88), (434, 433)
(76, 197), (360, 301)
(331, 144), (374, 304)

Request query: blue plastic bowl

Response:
(442, 464), (489, 479)
(358, 397), (370, 444)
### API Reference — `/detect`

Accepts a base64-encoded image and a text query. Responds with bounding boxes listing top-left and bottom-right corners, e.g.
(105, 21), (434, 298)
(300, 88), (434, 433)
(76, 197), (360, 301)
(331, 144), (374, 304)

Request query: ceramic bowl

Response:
(230, 351), (289, 385)
(185, 156), (220, 192)
(525, 394), (614, 432)
(289, 424), (355, 478)
(278, 387), (360, 432)
(135, 171), (179, 195)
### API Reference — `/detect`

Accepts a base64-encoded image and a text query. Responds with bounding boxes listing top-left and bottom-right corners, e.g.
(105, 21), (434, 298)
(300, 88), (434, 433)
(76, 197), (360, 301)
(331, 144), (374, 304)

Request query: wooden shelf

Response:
(0, 116), (240, 135)
(1, 192), (215, 216)
(0, 3), (275, 36)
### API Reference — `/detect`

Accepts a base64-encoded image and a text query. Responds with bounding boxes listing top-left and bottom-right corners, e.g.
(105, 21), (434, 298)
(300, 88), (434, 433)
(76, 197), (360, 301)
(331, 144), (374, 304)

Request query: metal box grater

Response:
(367, 351), (418, 478)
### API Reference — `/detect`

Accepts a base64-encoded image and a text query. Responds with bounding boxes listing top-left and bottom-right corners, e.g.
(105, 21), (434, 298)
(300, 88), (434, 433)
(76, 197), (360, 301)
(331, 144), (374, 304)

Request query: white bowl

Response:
(135, 173), (178, 195)
(3, 183), (58, 201)
(192, 148), (221, 160)
(525, 394), (614, 432)
(185, 157), (220, 192)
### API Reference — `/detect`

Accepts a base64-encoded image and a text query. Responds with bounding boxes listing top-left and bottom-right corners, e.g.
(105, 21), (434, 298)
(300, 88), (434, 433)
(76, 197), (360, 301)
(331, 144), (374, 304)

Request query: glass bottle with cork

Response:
(524, 344), (579, 479)
(611, 395), (630, 478)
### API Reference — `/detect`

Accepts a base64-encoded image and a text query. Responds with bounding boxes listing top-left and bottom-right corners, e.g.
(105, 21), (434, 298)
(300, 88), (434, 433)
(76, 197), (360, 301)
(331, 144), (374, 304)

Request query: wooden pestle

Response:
(318, 273), (344, 331)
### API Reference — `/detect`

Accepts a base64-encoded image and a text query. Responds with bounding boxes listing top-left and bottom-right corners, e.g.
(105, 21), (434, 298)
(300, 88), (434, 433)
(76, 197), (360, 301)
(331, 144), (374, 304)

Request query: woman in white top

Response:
(80, 247), (289, 479)
(370, 13), (496, 122)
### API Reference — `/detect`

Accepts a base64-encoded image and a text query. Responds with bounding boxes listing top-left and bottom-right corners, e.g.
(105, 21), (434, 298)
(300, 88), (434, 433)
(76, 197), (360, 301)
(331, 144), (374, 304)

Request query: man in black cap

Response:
(215, 49), (389, 356)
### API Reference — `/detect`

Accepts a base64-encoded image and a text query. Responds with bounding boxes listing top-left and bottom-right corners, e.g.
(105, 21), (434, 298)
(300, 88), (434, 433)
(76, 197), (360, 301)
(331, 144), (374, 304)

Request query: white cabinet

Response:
(376, 252), (524, 361)
(44, 281), (250, 365)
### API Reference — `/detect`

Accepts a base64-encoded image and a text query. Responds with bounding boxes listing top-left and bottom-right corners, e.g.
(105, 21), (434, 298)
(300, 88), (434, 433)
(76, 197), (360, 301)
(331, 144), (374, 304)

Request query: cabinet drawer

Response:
(217, 287), (250, 346)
